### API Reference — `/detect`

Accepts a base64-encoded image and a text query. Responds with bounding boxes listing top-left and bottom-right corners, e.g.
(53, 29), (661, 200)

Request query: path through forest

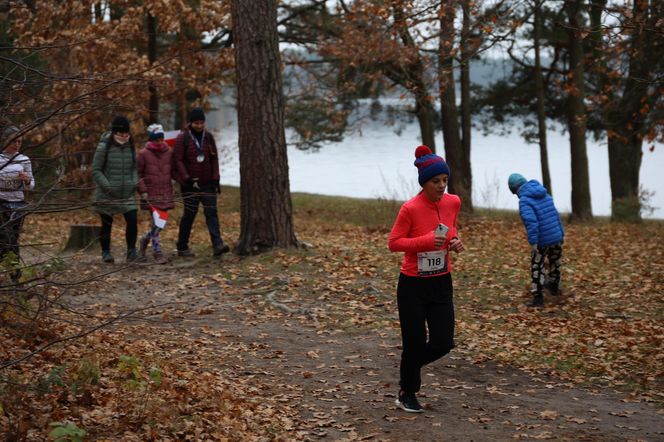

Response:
(68, 255), (664, 441)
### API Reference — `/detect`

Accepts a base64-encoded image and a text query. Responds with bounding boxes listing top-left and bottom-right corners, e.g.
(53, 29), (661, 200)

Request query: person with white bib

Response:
(388, 145), (465, 413)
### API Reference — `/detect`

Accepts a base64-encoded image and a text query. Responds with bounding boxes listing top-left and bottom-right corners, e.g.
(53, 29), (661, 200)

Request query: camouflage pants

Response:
(531, 242), (563, 295)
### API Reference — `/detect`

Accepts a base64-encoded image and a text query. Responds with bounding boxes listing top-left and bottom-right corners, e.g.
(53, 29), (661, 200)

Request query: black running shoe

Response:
(395, 391), (424, 413)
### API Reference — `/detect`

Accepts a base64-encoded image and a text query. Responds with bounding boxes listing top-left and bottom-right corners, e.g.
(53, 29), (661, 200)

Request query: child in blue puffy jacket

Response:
(508, 173), (564, 308)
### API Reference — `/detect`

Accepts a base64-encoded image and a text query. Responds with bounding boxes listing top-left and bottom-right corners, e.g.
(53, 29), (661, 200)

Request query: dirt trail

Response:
(69, 256), (664, 441)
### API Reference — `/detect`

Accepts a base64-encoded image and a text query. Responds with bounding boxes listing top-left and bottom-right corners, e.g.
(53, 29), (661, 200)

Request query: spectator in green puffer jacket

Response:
(92, 115), (143, 264)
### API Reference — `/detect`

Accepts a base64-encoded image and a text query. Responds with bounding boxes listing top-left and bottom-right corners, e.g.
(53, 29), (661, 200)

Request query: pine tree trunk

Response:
(533, 1), (551, 194)
(232, 0), (299, 255)
(565, 0), (593, 221)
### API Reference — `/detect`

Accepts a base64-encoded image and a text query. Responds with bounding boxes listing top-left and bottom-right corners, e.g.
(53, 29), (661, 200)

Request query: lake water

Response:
(206, 103), (664, 220)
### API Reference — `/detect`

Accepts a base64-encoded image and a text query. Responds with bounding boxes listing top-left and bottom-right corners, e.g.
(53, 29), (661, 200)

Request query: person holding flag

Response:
(137, 123), (174, 264)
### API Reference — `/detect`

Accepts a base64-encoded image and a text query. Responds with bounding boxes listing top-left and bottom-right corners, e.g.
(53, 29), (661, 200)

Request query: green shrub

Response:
(48, 421), (86, 442)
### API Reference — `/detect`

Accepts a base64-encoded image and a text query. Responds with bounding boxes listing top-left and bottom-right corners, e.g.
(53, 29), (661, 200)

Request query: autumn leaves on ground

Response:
(1, 188), (663, 440)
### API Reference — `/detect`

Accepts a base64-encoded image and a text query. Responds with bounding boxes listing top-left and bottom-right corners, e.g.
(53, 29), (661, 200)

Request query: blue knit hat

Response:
(414, 145), (450, 186)
(508, 173), (527, 194)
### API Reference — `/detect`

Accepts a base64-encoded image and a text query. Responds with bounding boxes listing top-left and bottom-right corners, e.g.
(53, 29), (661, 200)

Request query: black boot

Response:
(525, 294), (544, 308)
(101, 250), (115, 263)
(213, 242), (230, 257)
(544, 281), (559, 296)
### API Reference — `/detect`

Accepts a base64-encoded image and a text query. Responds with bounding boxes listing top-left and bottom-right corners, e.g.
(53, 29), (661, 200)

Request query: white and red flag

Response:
(163, 130), (181, 148)
(150, 206), (169, 229)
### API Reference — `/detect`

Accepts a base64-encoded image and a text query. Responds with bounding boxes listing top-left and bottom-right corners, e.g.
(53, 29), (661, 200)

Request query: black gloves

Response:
(186, 177), (200, 190)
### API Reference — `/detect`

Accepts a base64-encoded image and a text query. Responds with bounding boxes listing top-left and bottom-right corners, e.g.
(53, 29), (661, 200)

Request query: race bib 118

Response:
(417, 250), (447, 276)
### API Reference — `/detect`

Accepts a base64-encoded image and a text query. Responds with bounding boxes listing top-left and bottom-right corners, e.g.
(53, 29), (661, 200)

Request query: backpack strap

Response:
(102, 134), (135, 170)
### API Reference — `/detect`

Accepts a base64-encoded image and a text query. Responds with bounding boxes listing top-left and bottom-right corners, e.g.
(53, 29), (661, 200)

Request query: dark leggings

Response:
(0, 206), (24, 264)
(99, 210), (137, 252)
(397, 272), (455, 394)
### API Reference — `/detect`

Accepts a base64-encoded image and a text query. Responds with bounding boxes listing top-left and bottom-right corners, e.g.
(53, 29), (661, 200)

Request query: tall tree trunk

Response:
(93, 2), (103, 23)
(605, 0), (657, 221)
(459, 0), (473, 212)
(173, 31), (184, 130)
(391, 6), (436, 151)
(533, 0), (552, 194)
(110, 3), (122, 21)
(147, 12), (158, 124)
(607, 134), (643, 221)
(439, 4), (472, 211)
(414, 90), (436, 150)
(174, 84), (185, 130)
(565, 0), (592, 221)
(232, 0), (299, 254)
(384, 66), (436, 151)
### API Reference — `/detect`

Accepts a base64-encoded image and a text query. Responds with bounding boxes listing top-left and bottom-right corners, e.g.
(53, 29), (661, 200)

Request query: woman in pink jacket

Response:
(137, 124), (174, 264)
(388, 145), (465, 413)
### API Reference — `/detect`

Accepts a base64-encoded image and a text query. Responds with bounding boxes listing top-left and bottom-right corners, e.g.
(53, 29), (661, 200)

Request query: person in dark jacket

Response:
(92, 115), (143, 264)
(137, 124), (174, 264)
(508, 173), (564, 308)
(172, 107), (230, 257)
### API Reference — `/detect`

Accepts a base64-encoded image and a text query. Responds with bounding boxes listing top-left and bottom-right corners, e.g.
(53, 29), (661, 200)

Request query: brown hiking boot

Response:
(153, 251), (168, 264)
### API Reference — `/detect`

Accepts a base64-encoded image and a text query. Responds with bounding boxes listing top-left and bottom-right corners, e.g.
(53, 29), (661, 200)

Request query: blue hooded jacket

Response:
(517, 180), (564, 247)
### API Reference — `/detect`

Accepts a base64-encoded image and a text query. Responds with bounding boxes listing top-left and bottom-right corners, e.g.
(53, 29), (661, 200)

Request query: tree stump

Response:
(64, 224), (101, 251)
